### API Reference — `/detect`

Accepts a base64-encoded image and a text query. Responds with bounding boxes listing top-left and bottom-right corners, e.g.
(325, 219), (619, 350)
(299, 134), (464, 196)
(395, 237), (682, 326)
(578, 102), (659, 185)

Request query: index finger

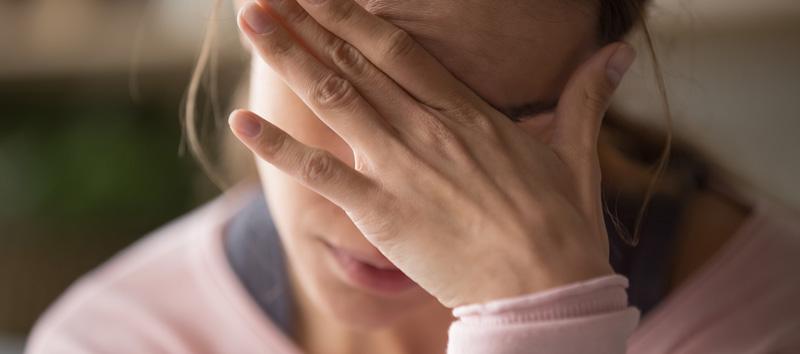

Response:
(292, 0), (483, 113)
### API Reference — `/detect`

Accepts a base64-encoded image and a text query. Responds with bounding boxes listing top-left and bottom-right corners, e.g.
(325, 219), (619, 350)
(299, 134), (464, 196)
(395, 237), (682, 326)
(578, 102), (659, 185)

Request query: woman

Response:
(27, 0), (800, 353)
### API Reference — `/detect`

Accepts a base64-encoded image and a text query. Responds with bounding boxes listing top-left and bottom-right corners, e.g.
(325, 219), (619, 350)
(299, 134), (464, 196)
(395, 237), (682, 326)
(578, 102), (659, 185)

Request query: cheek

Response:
(250, 58), (362, 250)
(250, 59), (354, 162)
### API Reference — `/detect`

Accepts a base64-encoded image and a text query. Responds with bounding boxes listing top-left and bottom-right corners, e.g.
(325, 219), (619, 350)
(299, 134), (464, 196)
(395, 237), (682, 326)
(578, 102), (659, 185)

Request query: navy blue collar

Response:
(224, 185), (692, 334)
(224, 195), (294, 336)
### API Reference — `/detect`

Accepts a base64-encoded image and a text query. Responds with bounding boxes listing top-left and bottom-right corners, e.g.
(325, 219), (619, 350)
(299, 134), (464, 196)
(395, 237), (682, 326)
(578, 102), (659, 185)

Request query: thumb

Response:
(553, 42), (636, 162)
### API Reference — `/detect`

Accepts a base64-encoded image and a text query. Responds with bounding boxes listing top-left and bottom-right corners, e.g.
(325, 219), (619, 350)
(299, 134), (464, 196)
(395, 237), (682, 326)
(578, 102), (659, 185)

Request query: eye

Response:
(508, 107), (556, 123)
(503, 101), (558, 123)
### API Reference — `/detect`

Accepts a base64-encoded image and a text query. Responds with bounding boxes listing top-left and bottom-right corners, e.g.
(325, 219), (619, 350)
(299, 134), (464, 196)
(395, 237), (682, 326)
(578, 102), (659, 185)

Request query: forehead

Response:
(360, 0), (599, 111)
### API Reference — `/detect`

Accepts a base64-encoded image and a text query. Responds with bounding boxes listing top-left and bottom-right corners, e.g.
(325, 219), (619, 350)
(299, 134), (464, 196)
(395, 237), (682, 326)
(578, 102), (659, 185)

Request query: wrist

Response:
(453, 256), (614, 308)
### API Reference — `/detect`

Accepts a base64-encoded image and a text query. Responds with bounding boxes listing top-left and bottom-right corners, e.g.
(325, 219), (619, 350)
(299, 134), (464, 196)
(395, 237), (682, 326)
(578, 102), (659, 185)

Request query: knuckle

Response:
(439, 100), (477, 119)
(382, 29), (416, 61)
(331, 41), (366, 76)
(465, 114), (499, 137)
(302, 150), (336, 183)
(263, 32), (294, 57)
(310, 74), (358, 109)
(419, 117), (472, 159)
(328, 0), (357, 25)
(420, 115), (457, 144)
(581, 82), (613, 113)
(283, 4), (310, 24)
(440, 102), (487, 129)
(258, 126), (288, 158)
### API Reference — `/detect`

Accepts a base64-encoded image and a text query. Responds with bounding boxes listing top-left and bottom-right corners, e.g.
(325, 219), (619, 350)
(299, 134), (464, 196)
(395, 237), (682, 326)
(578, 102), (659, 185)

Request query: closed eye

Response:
(501, 100), (558, 123)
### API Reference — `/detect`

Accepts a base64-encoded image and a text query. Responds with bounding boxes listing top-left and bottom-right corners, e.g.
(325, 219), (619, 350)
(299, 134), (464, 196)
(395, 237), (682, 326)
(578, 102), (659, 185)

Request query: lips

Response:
(322, 240), (418, 295)
(325, 242), (398, 270)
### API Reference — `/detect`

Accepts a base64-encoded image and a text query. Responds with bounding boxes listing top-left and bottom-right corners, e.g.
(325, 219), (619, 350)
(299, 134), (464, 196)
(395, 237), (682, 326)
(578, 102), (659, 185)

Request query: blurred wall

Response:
(0, 0), (246, 341)
(614, 0), (800, 209)
(0, 0), (242, 78)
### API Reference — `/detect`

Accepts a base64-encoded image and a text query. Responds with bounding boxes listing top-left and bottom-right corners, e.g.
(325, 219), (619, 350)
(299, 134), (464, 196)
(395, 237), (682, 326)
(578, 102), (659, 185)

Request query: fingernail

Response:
(606, 43), (636, 86)
(241, 2), (275, 34)
(230, 111), (262, 138)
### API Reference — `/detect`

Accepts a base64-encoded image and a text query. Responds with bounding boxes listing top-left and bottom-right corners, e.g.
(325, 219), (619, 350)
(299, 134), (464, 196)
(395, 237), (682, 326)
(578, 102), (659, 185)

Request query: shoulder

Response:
(629, 194), (800, 353)
(26, 186), (293, 354)
(697, 197), (800, 351)
(757, 196), (800, 248)
(731, 195), (800, 281)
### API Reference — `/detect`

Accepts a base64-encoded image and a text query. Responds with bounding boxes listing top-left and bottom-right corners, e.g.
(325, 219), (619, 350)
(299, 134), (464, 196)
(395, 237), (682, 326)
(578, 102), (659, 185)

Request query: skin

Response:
(224, 0), (750, 353)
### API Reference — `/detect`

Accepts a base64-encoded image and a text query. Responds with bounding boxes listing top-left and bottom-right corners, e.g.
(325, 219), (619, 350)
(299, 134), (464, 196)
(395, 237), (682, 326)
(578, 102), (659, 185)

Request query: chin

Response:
(322, 288), (421, 331)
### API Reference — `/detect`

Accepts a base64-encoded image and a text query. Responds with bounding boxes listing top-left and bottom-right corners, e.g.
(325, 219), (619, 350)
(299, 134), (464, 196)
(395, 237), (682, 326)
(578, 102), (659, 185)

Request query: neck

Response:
(598, 130), (753, 293)
(287, 264), (452, 354)
(668, 183), (752, 291)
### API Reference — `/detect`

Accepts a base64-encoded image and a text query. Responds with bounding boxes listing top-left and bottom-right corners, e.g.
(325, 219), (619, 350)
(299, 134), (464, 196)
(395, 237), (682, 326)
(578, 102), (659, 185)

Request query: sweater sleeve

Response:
(447, 274), (640, 354)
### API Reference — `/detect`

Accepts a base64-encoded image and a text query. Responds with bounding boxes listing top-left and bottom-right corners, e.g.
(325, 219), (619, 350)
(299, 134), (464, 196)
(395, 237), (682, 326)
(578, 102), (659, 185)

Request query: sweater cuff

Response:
(453, 274), (631, 323)
(447, 274), (640, 354)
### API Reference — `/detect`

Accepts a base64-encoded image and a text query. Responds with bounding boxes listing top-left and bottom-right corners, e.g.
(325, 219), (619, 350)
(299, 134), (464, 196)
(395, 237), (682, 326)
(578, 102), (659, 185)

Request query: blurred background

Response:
(0, 0), (246, 352)
(0, 0), (798, 353)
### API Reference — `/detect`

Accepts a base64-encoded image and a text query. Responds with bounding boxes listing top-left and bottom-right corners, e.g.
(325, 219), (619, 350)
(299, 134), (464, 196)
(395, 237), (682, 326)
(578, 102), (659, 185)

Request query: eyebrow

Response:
(496, 99), (559, 121)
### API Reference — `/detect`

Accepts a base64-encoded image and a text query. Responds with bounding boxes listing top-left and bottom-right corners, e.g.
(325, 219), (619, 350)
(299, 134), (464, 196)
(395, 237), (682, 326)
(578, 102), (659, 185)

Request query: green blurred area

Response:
(0, 74), (219, 335)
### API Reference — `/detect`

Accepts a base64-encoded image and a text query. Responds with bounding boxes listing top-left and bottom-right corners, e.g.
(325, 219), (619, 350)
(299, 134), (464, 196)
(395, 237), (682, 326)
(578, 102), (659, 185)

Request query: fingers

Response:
(553, 42), (636, 163)
(552, 42), (635, 235)
(294, 0), (484, 113)
(229, 109), (379, 211)
(253, 0), (420, 127)
(238, 2), (398, 154)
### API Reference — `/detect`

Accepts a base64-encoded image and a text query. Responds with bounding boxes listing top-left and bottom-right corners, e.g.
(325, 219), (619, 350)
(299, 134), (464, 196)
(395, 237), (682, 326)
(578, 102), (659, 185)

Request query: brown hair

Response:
(598, 0), (674, 245)
(184, 0), (673, 246)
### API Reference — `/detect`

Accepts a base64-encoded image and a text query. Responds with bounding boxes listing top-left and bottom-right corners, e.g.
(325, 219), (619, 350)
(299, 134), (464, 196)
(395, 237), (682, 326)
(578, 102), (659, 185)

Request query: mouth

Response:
(320, 239), (418, 295)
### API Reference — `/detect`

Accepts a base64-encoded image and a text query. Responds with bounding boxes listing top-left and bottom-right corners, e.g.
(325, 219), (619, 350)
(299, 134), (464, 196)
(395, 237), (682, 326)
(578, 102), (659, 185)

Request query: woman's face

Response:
(248, 0), (599, 328)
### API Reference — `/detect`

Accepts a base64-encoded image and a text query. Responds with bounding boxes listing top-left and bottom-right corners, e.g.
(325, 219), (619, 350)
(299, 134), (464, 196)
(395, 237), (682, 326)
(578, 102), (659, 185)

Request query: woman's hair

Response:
(184, 0), (673, 246)
(599, 0), (674, 245)
(598, 0), (672, 246)
(600, 0), (647, 42)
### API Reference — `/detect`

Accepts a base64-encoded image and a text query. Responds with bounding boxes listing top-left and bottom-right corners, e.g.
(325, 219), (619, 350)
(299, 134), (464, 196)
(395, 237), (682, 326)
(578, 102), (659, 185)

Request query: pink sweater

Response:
(26, 189), (800, 353)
